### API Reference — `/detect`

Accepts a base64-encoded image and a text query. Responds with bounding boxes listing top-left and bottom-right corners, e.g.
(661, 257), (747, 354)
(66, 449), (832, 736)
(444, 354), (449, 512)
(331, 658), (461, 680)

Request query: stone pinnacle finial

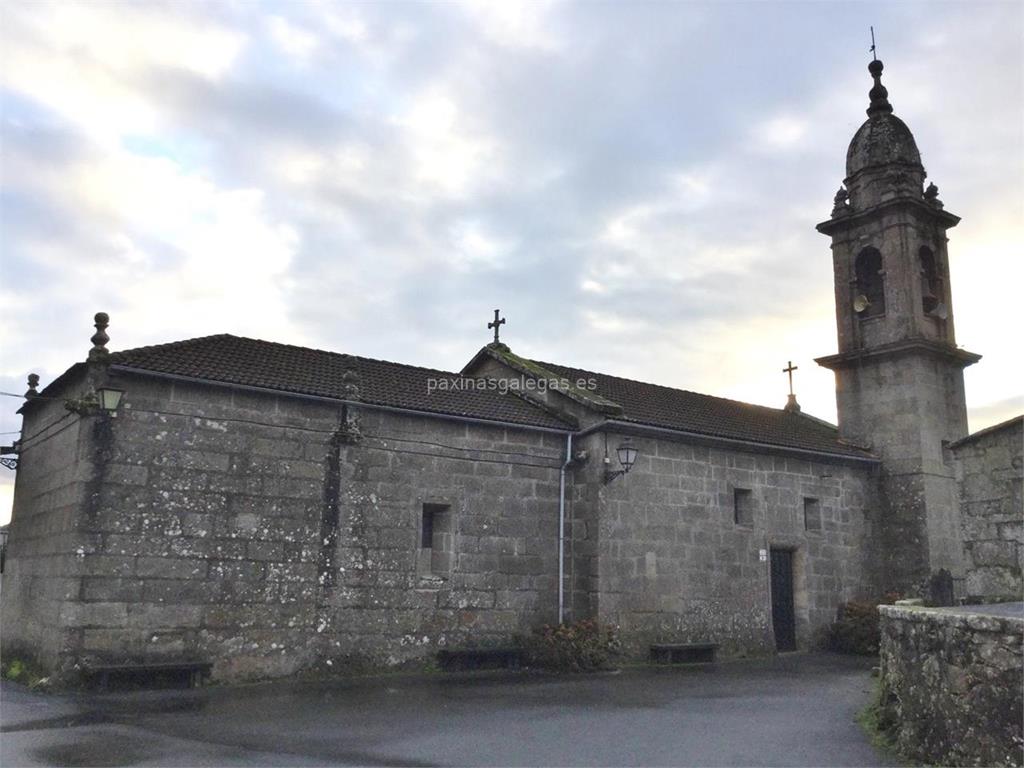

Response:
(25, 373), (39, 399)
(89, 312), (110, 361)
(866, 59), (893, 117)
(341, 369), (361, 400)
(832, 186), (849, 217)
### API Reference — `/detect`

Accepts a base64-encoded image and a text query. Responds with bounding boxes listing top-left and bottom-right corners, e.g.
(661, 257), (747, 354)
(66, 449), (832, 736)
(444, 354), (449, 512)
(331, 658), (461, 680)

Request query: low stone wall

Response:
(878, 604), (1023, 767)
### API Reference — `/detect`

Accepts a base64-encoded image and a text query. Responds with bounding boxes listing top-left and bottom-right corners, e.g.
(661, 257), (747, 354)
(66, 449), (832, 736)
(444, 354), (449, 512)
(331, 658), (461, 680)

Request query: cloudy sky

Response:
(1, 1), (1021, 523)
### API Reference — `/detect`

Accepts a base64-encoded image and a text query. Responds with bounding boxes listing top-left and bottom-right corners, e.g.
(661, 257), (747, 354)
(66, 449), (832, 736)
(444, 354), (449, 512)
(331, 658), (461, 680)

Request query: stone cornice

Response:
(817, 197), (960, 237)
(815, 339), (981, 371)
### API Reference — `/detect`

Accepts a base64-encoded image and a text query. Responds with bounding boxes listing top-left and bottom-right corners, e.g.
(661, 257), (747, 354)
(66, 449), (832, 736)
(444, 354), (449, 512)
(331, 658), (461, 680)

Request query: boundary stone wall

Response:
(879, 604), (1024, 767)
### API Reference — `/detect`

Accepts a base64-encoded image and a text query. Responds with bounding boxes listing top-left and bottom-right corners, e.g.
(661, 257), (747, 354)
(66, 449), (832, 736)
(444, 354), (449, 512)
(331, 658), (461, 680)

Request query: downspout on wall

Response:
(558, 433), (573, 625)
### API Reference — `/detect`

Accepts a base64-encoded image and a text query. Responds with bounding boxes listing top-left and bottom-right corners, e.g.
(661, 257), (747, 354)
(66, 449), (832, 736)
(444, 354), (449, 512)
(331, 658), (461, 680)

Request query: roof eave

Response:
(576, 419), (879, 464)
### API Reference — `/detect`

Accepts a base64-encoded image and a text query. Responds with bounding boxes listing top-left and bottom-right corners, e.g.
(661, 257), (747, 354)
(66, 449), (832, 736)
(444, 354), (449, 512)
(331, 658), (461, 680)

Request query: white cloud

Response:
(457, 0), (563, 50)
(267, 15), (320, 62)
(395, 89), (500, 197)
(449, 220), (516, 270)
(755, 115), (808, 150)
(0, 2), (245, 142)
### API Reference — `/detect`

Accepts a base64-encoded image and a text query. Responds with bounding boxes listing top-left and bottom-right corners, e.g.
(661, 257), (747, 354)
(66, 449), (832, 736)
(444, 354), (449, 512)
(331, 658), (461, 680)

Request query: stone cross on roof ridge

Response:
(487, 309), (506, 345)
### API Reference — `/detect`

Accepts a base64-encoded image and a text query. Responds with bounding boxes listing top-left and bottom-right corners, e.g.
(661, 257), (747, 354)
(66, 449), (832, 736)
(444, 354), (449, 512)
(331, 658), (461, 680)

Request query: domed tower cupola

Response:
(843, 59), (925, 211)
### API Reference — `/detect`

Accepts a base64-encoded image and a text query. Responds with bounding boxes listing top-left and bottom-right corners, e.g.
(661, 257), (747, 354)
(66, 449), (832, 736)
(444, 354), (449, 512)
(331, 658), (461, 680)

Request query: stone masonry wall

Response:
(833, 352), (968, 594)
(580, 430), (876, 656)
(320, 408), (568, 668)
(1, 368), (95, 670)
(953, 417), (1024, 602)
(879, 604), (1024, 767)
(3, 371), (571, 682)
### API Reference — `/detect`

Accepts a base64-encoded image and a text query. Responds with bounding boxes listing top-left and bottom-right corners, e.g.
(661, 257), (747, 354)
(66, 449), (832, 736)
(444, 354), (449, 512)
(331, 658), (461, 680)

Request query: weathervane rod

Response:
(870, 26), (877, 61)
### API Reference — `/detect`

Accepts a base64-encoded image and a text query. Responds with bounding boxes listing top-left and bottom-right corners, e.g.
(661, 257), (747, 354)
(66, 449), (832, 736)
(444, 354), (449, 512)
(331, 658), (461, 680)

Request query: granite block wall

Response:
(584, 431), (875, 656)
(833, 352), (968, 592)
(2, 372), (572, 681)
(952, 418), (1023, 601)
(879, 604), (1023, 767)
(318, 408), (568, 668)
(0, 368), (95, 670)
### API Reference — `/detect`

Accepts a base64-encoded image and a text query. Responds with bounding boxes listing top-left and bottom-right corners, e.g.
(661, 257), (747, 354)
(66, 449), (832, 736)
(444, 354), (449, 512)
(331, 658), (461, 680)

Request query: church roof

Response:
(90, 333), (872, 458)
(532, 359), (874, 459)
(105, 334), (573, 431)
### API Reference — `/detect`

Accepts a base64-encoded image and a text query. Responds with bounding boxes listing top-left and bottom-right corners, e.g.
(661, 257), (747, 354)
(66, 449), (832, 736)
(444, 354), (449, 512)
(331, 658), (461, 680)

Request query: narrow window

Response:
(803, 498), (821, 532)
(919, 247), (941, 313)
(419, 503), (451, 577)
(734, 488), (753, 527)
(854, 248), (885, 317)
(421, 506), (435, 549)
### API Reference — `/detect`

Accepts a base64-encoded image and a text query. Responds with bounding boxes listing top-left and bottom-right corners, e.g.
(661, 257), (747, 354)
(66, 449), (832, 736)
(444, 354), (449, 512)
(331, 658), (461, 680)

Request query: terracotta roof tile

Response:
(108, 335), (572, 430)
(533, 360), (874, 459)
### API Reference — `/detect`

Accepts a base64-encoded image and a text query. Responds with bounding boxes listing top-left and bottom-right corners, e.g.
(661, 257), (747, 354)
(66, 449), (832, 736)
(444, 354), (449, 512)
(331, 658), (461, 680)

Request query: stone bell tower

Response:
(815, 58), (981, 594)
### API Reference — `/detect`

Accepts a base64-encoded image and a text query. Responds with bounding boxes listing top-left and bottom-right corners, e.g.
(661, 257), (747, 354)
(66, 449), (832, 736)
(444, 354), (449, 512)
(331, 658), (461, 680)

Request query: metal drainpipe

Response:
(558, 433), (573, 625)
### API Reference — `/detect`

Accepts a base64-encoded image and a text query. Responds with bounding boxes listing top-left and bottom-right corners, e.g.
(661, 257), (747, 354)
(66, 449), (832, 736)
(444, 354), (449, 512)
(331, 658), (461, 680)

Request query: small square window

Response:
(804, 498), (821, 532)
(734, 488), (753, 527)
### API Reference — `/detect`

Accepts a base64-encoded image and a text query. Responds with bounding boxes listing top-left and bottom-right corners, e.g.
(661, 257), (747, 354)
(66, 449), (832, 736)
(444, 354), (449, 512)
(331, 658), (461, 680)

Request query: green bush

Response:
(0, 659), (46, 688)
(527, 619), (620, 672)
(827, 593), (899, 655)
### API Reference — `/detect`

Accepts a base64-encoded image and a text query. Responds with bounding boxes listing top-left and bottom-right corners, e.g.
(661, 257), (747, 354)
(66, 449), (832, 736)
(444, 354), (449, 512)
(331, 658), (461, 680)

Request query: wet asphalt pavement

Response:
(2, 652), (891, 767)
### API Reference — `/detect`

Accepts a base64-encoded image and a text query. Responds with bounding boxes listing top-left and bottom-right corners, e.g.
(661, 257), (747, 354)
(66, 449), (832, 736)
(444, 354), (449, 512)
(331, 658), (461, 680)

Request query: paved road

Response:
(2, 653), (890, 767)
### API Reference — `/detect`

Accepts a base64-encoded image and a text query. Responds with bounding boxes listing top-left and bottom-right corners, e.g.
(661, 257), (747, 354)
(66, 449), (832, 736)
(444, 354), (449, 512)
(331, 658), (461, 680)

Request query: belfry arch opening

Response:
(854, 247), (885, 318)
(919, 246), (941, 313)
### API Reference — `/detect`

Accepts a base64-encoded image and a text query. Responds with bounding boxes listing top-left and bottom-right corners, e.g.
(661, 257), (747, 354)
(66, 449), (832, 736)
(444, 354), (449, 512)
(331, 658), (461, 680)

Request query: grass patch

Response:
(857, 677), (908, 764)
(1, 656), (49, 689)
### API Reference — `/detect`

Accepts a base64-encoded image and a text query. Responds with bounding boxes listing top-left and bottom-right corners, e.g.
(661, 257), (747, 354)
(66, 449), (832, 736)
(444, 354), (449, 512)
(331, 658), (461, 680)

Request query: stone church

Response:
(2, 59), (1020, 682)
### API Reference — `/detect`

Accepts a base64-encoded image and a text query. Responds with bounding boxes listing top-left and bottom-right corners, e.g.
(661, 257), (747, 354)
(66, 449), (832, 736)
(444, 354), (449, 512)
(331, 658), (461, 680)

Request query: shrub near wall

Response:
(878, 605), (1024, 768)
(527, 620), (620, 672)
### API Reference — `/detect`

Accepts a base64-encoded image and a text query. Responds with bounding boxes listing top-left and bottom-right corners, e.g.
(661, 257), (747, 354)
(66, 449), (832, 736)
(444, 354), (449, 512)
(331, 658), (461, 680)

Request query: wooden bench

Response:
(649, 643), (718, 665)
(85, 661), (213, 690)
(436, 647), (525, 672)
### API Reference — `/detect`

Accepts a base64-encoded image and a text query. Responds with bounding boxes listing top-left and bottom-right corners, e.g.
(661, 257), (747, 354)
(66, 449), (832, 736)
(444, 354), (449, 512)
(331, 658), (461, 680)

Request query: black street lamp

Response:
(604, 438), (639, 483)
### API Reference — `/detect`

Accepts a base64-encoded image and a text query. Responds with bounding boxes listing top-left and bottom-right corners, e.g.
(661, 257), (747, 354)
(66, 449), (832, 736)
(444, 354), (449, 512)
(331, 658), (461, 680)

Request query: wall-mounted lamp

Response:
(604, 438), (639, 484)
(96, 387), (125, 415)
(0, 444), (18, 471)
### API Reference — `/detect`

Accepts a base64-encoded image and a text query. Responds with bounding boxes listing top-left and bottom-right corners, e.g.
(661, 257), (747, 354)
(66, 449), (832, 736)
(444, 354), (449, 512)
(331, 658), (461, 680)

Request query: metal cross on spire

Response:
(487, 309), (506, 344)
(783, 360), (799, 397)
(870, 26), (877, 62)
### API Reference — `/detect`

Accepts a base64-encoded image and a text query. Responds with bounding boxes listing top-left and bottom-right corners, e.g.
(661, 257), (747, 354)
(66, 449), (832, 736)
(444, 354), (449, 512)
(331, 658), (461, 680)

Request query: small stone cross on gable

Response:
(488, 309), (506, 344)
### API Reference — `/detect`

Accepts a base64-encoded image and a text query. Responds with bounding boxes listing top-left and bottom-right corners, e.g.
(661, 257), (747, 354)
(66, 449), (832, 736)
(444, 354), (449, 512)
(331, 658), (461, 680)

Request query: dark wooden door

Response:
(770, 548), (796, 651)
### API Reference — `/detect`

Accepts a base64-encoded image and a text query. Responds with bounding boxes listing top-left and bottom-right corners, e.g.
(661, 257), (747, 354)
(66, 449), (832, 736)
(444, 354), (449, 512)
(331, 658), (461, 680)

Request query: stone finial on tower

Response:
(866, 59), (893, 117)
(88, 312), (110, 361)
(831, 186), (850, 217)
(25, 373), (39, 399)
(341, 368), (361, 400)
(924, 182), (944, 209)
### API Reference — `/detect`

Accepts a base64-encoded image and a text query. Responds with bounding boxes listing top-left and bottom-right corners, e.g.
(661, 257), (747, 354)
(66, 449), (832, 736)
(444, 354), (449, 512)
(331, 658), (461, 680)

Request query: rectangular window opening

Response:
(733, 488), (753, 527)
(421, 506), (437, 549)
(420, 503), (452, 578)
(803, 497), (822, 532)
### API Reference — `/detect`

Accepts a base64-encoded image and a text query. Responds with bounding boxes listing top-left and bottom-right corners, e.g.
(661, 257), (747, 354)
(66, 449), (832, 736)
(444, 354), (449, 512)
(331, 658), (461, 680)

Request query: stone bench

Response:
(649, 643), (718, 665)
(84, 661), (213, 690)
(436, 647), (525, 672)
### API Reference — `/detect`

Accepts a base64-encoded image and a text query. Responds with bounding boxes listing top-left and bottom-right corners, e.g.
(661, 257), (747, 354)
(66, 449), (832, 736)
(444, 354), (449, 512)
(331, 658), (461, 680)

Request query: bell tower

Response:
(816, 59), (981, 594)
